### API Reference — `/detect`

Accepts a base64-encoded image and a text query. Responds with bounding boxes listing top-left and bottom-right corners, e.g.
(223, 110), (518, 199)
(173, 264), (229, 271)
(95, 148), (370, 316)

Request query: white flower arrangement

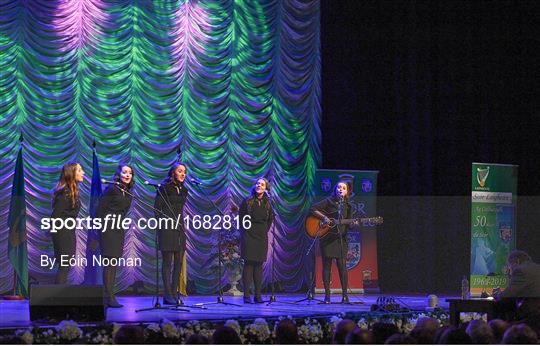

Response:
(186, 319), (202, 332)
(357, 317), (369, 330)
(221, 229), (243, 269)
(111, 322), (122, 338)
(16, 329), (34, 345)
(402, 321), (416, 333)
(394, 318), (403, 330)
(83, 328), (114, 345)
(56, 320), (83, 341)
(5, 310), (459, 345)
(244, 317), (271, 343)
(182, 319), (202, 339)
(199, 327), (215, 340)
(298, 318), (323, 344)
(438, 313), (449, 324)
(329, 315), (343, 327)
(323, 314), (344, 336)
(160, 319), (180, 339)
(460, 312), (487, 323)
(146, 323), (161, 333)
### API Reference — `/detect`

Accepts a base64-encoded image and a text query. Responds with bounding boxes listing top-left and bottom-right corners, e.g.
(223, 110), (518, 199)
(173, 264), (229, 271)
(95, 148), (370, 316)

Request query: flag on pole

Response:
(83, 142), (103, 284)
(8, 138), (29, 298)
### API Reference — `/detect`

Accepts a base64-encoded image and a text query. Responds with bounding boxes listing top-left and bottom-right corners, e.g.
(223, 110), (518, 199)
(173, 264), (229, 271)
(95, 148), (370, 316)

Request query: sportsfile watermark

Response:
(41, 214), (252, 233)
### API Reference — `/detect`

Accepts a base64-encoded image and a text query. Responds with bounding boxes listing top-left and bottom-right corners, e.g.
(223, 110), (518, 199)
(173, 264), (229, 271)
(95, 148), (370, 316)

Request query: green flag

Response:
(7, 147), (29, 298)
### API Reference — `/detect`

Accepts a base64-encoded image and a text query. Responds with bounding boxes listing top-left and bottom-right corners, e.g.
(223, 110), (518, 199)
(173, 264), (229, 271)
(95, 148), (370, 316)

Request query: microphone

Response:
(189, 178), (203, 185)
(144, 180), (161, 188)
(337, 195), (344, 222)
(101, 179), (118, 185)
(338, 195), (344, 208)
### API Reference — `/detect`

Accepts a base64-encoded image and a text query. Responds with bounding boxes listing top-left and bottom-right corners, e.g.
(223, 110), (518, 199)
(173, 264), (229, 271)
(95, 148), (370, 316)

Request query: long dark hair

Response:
(162, 162), (187, 185)
(332, 180), (352, 200)
(112, 163), (135, 189)
(247, 177), (271, 213)
(54, 162), (81, 207)
(250, 177), (270, 196)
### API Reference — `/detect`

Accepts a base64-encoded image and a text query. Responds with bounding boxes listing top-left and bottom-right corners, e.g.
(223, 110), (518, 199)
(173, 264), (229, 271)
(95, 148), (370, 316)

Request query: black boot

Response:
(337, 257), (349, 304)
(242, 262), (253, 304)
(104, 266), (123, 308)
(253, 262), (264, 303)
(170, 281), (182, 305)
(162, 278), (176, 305)
(324, 290), (331, 304)
(322, 258), (332, 304)
(107, 295), (123, 308)
(162, 253), (175, 305)
(171, 253), (183, 305)
(55, 266), (69, 284)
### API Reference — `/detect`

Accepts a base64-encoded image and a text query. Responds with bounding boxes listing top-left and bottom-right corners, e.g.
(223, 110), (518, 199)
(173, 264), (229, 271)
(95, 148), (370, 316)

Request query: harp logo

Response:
(476, 166), (490, 189)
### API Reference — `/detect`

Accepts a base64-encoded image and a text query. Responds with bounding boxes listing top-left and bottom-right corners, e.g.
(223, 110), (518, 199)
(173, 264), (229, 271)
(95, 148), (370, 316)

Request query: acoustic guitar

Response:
(305, 215), (383, 239)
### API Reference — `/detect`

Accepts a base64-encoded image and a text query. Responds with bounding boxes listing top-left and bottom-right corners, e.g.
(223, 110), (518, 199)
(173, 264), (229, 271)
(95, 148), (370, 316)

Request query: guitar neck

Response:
(335, 217), (381, 225)
(337, 218), (357, 225)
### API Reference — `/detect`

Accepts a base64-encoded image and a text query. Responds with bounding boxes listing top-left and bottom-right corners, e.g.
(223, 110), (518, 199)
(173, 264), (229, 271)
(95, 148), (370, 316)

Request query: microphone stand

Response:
(266, 192), (296, 306)
(148, 182), (204, 311)
(191, 182), (241, 307)
(120, 183), (188, 313)
(335, 196), (363, 305)
(295, 216), (326, 304)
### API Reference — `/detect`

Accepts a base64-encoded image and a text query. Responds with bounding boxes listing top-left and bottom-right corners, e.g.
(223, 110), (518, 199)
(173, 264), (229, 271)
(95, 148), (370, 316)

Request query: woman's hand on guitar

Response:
(322, 216), (331, 225)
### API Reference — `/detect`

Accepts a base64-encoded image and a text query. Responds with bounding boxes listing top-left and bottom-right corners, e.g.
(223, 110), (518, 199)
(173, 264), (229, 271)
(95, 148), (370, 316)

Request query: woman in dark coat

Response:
(239, 178), (274, 303)
(51, 162), (85, 284)
(310, 180), (355, 303)
(97, 164), (134, 308)
(154, 162), (188, 305)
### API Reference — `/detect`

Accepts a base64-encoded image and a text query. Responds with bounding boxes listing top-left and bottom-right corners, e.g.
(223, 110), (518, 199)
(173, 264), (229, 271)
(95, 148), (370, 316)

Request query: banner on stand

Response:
(470, 163), (518, 296)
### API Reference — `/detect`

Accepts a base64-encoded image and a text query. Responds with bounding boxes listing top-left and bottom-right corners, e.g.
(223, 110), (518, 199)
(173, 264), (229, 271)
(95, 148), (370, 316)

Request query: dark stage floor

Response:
(0, 294), (453, 329)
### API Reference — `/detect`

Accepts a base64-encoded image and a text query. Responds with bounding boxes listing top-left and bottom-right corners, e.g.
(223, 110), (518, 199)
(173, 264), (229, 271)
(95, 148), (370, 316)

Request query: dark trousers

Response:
(243, 260), (263, 298)
(162, 250), (183, 299)
(55, 266), (70, 284)
(322, 257), (348, 296)
(103, 264), (118, 300)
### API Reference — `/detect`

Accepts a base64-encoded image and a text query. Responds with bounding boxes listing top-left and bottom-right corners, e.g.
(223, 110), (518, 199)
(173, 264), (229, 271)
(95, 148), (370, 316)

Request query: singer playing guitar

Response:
(310, 180), (357, 304)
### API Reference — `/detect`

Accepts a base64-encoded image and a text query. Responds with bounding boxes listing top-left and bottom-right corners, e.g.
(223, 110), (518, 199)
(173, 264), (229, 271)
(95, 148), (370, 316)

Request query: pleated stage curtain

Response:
(0, 0), (320, 294)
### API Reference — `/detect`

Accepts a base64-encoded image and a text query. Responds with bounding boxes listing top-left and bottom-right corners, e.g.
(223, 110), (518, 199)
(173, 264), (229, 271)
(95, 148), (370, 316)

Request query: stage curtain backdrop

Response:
(0, 0), (320, 294)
